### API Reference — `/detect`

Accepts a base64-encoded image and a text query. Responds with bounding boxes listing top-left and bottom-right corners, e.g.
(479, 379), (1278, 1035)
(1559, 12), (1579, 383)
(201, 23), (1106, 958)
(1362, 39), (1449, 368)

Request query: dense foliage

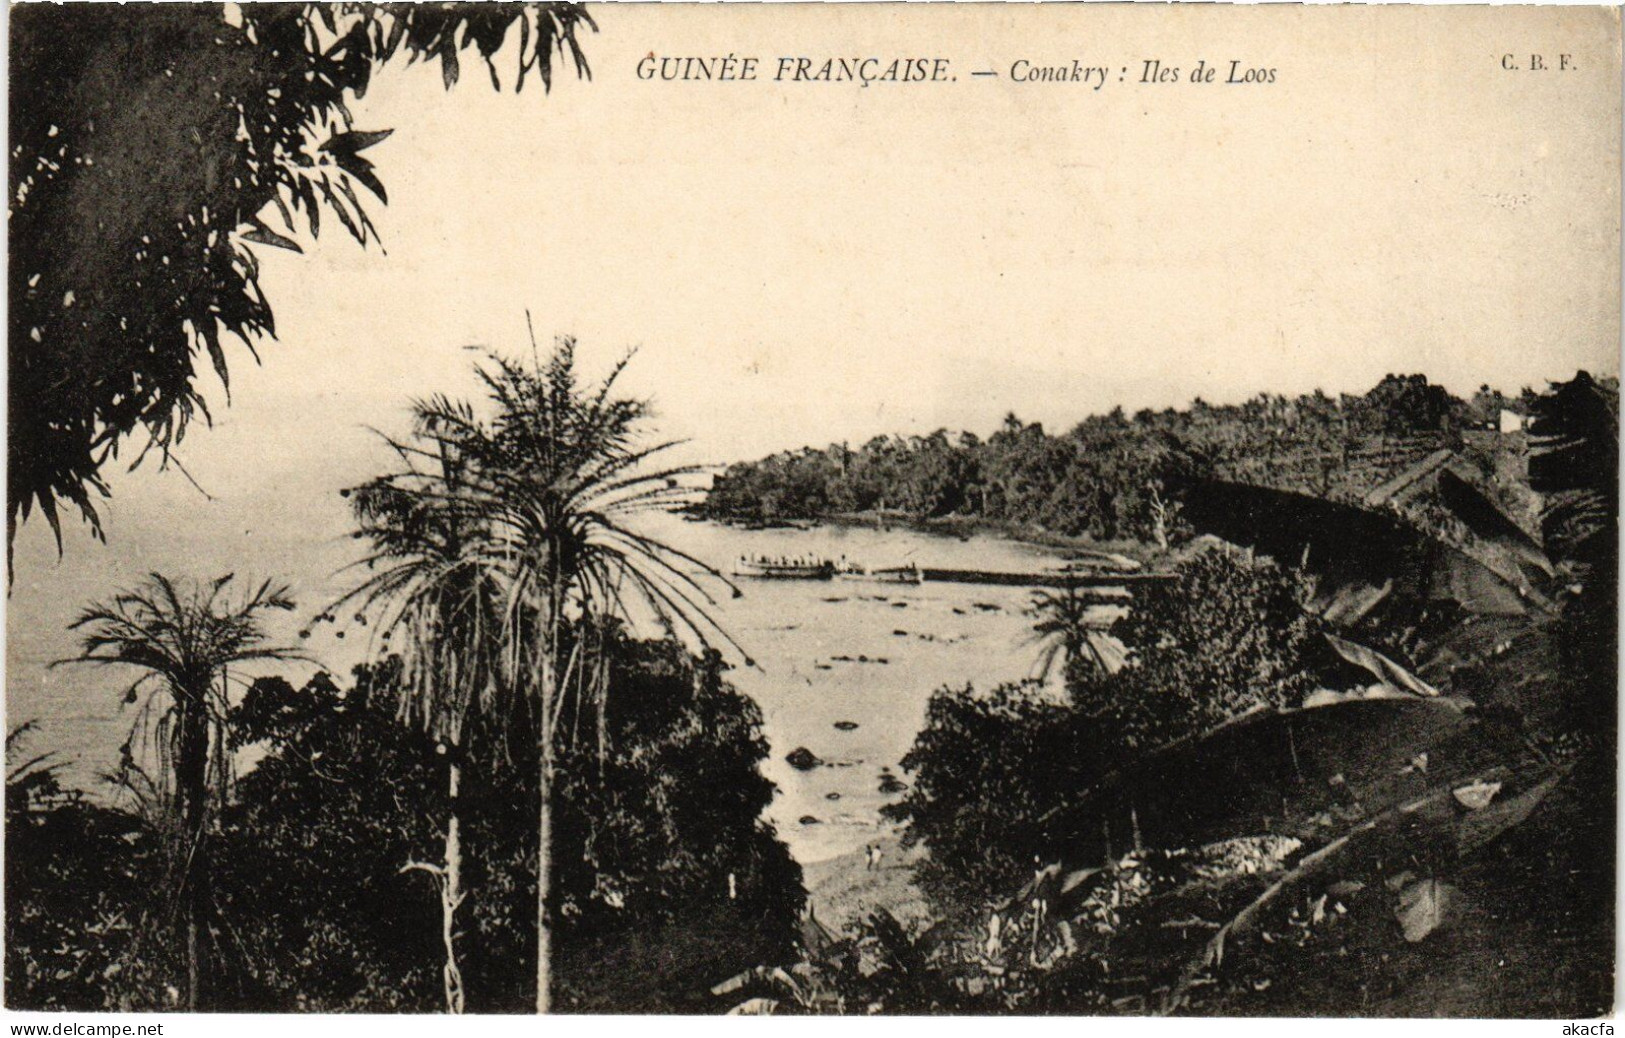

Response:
(7, 635), (802, 1013)
(547, 643), (805, 1011)
(703, 375), (1524, 540)
(1071, 548), (1319, 751)
(341, 338), (743, 1011)
(57, 573), (302, 1010)
(218, 666), (447, 1010)
(5, 726), (164, 1010)
(882, 681), (1077, 909)
(9, 2), (592, 550)
(1527, 373), (1619, 732)
(885, 547), (1320, 907)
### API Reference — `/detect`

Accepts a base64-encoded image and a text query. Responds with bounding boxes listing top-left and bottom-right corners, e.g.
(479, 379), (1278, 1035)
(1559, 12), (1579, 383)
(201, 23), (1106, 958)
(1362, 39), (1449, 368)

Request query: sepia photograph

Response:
(5, 1), (1620, 1019)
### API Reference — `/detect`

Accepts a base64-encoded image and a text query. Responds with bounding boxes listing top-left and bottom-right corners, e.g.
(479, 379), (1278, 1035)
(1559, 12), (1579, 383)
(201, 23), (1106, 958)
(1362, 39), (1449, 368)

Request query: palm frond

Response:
(340, 329), (744, 761)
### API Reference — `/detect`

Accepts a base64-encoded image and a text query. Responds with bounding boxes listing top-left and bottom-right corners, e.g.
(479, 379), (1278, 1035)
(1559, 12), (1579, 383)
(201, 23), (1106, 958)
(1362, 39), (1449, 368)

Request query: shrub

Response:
(887, 547), (1318, 909)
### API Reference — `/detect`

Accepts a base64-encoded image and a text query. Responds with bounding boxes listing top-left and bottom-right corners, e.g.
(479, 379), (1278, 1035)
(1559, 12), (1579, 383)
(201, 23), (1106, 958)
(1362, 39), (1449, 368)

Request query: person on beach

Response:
(984, 911), (1005, 959)
(1030, 855), (1050, 964)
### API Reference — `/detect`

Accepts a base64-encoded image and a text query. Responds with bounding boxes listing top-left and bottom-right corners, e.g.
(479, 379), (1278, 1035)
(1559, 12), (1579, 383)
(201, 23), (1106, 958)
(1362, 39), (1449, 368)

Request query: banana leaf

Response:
(1043, 696), (1520, 860)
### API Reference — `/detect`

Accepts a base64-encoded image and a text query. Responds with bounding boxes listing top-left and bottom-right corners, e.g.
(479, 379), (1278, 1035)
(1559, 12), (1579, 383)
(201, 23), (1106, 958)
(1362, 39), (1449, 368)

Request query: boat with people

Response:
(732, 554), (838, 580)
(730, 549), (1152, 588)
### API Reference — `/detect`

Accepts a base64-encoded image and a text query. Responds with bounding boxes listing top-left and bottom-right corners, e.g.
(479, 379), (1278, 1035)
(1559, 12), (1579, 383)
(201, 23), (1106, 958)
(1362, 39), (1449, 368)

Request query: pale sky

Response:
(8, 4), (1621, 681)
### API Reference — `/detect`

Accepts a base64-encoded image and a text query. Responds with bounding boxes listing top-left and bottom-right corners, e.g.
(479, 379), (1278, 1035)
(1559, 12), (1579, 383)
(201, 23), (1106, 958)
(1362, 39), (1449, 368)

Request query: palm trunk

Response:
(186, 917), (199, 1013)
(175, 683), (212, 1012)
(536, 755), (552, 1014)
(441, 761), (467, 1014)
(1150, 489), (1171, 550)
(536, 592), (560, 1014)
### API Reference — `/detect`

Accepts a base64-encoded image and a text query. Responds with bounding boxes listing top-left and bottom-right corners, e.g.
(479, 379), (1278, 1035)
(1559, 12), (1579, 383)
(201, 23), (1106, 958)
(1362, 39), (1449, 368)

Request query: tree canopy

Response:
(8, 2), (593, 554)
(700, 374), (1520, 542)
(885, 546), (1320, 906)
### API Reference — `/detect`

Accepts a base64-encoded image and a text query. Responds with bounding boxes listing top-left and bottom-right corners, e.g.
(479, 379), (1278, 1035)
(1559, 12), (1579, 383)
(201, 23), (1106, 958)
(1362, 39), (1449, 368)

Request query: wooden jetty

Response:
(919, 568), (1176, 589)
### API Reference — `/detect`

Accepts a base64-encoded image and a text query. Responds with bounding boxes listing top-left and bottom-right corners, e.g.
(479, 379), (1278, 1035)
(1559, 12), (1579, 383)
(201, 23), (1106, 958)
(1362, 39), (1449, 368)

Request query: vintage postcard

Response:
(6, 1), (1619, 1021)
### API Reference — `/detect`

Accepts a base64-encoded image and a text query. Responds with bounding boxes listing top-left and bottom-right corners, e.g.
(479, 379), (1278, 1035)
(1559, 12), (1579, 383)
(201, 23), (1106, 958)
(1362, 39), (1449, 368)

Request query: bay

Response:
(7, 505), (1091, 865)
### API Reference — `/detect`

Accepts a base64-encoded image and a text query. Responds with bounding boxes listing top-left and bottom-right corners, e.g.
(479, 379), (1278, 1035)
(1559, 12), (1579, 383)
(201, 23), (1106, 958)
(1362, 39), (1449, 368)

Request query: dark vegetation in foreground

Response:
(13, 0), (1609, 1017)
(9, 0), (1612, 1017)
(8, 641), (799, 1012)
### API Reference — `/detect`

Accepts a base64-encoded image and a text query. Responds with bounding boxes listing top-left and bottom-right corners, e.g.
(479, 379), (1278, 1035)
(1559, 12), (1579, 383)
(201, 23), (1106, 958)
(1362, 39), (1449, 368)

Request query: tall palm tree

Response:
(347, 327), (740, 1012)
(338, 402), (505, 1014)
(59, 573), (296, 1010)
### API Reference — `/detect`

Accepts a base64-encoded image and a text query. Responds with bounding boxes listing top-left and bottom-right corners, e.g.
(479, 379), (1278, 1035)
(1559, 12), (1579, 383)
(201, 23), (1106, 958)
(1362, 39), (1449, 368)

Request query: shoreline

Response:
(685, 505), (1162, 561)
(799, 832), (933, 935)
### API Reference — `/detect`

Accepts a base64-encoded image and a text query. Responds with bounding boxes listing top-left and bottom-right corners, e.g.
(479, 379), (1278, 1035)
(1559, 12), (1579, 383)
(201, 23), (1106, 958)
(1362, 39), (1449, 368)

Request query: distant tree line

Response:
(702, 375), (1530, 543)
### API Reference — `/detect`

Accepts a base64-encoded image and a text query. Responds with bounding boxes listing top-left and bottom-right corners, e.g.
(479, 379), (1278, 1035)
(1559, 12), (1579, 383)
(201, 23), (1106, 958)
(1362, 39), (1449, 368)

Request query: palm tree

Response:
(59, 573), (296, 1010)
(1026, 583), (1113, 689)
(337, 402), (505, 1013)
(346, 327), (740, 1012)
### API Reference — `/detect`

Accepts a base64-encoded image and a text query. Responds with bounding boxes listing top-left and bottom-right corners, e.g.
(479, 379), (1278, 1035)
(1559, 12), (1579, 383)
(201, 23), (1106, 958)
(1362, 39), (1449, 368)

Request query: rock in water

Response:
(786, 746), (824, 770)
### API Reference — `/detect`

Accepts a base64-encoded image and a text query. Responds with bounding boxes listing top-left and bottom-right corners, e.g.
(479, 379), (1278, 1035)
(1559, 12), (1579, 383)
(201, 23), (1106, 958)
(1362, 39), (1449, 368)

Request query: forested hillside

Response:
(707, 371), (1617, 1018)
(701, 375), (1536, 546)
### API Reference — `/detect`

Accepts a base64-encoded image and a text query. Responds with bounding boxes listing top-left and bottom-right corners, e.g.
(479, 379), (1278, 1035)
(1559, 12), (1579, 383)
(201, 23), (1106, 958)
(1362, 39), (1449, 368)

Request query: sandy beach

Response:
(800, 833), (934, 936)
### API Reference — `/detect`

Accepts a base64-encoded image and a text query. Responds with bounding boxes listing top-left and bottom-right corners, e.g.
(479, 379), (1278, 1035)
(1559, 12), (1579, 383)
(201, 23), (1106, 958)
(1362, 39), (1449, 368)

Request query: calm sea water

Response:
(640, 514), (1084, 862)
(7, 510), (1089, 864)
